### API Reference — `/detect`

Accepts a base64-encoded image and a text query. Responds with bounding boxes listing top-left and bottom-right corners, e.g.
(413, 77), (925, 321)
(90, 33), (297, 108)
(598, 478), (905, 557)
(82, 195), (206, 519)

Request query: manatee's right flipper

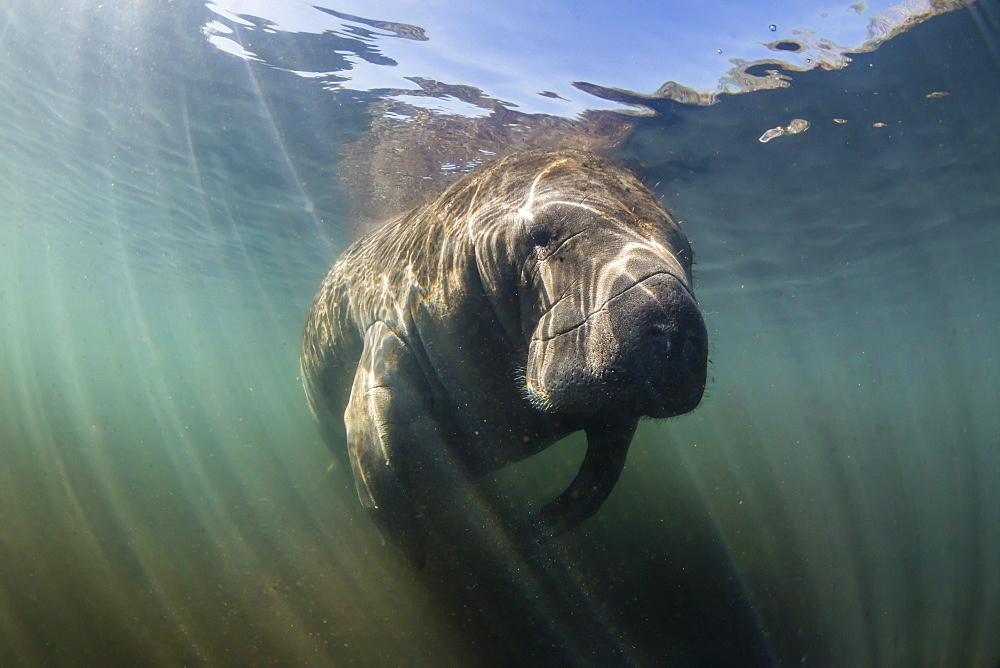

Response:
(345, 321), (441, 568)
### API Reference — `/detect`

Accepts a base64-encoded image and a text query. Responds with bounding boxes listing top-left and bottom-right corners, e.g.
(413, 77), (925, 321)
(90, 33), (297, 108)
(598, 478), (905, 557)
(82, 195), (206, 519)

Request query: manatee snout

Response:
(527, 271), (707, 420)
(608, 272), (708, 419)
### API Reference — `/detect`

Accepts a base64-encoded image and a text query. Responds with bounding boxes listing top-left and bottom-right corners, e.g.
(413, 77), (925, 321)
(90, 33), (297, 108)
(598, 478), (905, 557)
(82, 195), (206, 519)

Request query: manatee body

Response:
(301, 148), (708, 564)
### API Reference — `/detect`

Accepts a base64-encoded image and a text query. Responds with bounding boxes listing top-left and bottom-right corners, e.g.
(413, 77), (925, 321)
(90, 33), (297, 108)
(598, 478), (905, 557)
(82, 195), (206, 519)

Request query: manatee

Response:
(301, 147), (708, 565)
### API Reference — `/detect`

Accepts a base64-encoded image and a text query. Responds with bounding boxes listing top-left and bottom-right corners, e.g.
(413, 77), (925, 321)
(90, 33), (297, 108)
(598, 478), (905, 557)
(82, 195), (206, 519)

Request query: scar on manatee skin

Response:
(758, 118), (810, 143)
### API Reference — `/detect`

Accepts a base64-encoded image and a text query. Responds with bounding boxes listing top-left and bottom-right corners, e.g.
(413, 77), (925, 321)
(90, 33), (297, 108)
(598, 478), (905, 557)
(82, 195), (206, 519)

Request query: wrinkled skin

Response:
(301, 148), (708, 565)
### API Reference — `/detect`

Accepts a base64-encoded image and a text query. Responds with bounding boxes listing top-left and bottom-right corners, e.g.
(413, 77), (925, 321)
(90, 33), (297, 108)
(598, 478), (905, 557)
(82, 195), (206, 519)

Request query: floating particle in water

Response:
(873, 122), (887, 128)
(758, 118), (810, 143)
(833, 118), (848, 123)
(759, 127), (784, 143)
(925, 91), (949, 98)
(786, 118), (809, 133)
(769, 24), (777, 31)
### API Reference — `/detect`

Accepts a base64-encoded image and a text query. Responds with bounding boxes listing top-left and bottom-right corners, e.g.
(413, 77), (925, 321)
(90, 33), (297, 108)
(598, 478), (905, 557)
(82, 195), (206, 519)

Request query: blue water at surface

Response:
(1, 1), (998, 665)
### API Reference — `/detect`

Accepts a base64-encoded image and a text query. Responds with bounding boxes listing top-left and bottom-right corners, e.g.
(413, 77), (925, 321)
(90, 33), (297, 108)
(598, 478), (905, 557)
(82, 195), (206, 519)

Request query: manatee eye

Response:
(527, 222), (551, 248)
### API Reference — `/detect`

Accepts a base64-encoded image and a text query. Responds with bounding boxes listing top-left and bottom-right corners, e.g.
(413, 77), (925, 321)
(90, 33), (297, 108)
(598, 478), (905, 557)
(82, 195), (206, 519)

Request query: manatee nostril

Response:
(647, 323), (674, 355)
(683, 330), (706, 361)
(645, 322), (706, 362)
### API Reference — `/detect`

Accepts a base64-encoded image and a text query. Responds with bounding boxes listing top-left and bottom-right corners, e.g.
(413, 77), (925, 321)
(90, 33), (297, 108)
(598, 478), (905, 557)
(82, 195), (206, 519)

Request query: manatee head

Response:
(518, 201), (708, 420)
(470, 150), (708, 421)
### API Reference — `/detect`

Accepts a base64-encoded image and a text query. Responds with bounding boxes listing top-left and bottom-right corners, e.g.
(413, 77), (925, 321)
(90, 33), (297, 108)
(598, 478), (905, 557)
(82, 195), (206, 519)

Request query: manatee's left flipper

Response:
(345, 321), (442, 568)
(537, 419), (639, 536)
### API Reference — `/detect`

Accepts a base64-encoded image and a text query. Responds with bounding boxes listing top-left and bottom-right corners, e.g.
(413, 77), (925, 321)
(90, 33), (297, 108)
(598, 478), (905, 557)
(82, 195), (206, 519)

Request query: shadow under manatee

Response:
(405, 434), (774, 667)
